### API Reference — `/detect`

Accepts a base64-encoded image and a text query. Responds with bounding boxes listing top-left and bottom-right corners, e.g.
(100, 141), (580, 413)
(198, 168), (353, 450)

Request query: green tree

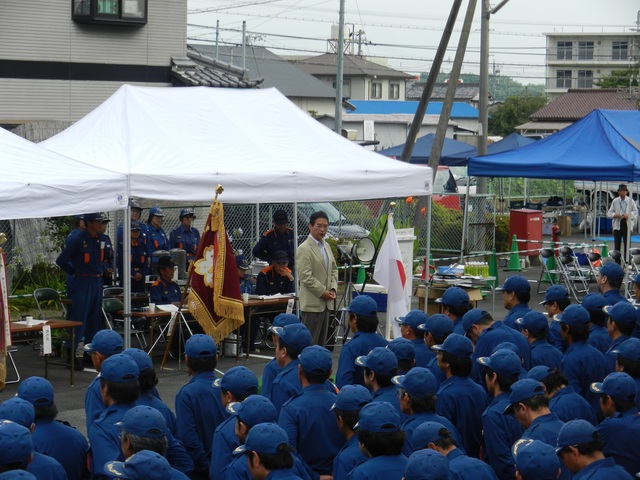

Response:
(488, 95), (547, 137)
(594, 65), (639, 88)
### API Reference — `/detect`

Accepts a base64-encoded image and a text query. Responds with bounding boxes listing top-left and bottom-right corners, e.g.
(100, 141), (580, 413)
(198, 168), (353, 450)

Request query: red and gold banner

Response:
(188, 200), (244, 344)
(0, 251), (9, 351)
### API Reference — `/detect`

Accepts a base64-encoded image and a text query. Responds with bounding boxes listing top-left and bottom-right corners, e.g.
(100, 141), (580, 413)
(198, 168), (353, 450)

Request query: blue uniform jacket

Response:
(412, 338), (433, 368)
(549, 386), (597, 424)
(473, 321), (532, 371)
(137, 391), (178, 436)
(530, 338), (563, 369)
(89, 402), (137, 479)
(64, 227), (83, 296)
(261, 358), (282, 399)
(32, 418), (89, 480)
(605, 335), (630, 373)
(150, 278), (182, 304)
(56, 230), (107, 276)
(597, 408), (640, 476)
(269, 359), (302, 415)
(147, 224), (168, 255)
(426, 355), (446, 390)
(436, 376), (488, 458)
(502, 303), (531, 330)
(226, 449), (311, 480)
(210, 415), (238, 480)
(521, 413), (571, 480)
(336, 331), (388, 388)
(548, 321), (565, 352)
(572, 457), (634, 480)
(117, 238), (149, 291)
(252, 227), (296, 269)
(278, 384), (344, 475)
(86, 375), (106, 433)
(332, 434), (367, 480)
(170, 224), (200, 260)
(175, 372), (226, 474)
(602, 289), (628, 306)
(348, 454), (407, 480)
(446, 448), (498, 480)
(562, 341), (608, 416)
(588, 325), (611, 353)
(481, 392), (523, 480)
(256, 266), (295, 296)
(371, 385), (402, 417)
(27, 451), (67, 480)
(402, 412), (464, 456)
(635, 378), (640, 410)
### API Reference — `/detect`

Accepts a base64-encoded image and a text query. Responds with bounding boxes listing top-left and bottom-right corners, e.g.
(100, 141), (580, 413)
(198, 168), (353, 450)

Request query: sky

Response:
(186, 0), (639, 85)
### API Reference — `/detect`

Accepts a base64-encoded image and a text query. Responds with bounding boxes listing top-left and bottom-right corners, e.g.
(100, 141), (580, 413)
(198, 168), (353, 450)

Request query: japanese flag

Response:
(373, 214), (408, 339)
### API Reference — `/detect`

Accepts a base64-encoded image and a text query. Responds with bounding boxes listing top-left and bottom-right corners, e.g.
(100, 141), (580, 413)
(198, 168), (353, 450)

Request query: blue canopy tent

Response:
(378, 133), (477, 166)
(468, 110), (640, 181)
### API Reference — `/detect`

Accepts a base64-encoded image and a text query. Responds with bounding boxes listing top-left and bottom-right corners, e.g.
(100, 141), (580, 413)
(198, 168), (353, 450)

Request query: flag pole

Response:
(360, 202), (396, 293)
(160, 185), (224, 369)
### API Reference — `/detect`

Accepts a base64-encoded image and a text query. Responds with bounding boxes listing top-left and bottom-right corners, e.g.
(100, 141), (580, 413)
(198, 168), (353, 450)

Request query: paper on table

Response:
(157, 304), (179, 312)
(14, 320), (48, 326)
(257, 293), (296, 300)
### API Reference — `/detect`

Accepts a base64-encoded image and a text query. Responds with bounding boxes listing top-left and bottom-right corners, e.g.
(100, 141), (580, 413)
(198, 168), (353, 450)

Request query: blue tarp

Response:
(348, 100), (479, 119)
(468, 110), (640, 181)
(378, 133), (476, 166)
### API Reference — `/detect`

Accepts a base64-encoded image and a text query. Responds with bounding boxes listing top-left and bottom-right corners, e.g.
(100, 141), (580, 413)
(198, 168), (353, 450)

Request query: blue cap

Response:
(504, 379), (546, 414)
(355, 347), (398, 376)
(235, 423), (289, 455)
(477, 349), (521, 377)
(332, 385), (372, 411)
(347, 295), (378, 317)
(492, 342), (521, 357)
(405, 449), (450, 480)
(612, 337), (640, 362)
(555, 420), (597, 452)
(148, 206), (164, 218)
(392, 367), (437, 397)
(0, 471), (37, 480)
(512, 439), (561, 480)
(460, 309), (491, 334)
(226, 395), (277, 427)
(272, 251), (289, 264)
(271, 313), (300, 328)
(104, 450), (172, 480)
(116, 406), (167, 438)
(273, 210), (288, 225)
(17, 376), (54, 407)
(580, 293), (606, 312)
(590, 372), (636, 401)
(226, 395), (278, 427)
(411, 421), (449, 449)
(130, 221), (142, 231)
(0, 420), (33, 467)
(235, 255), (250, 270)
(418, 314), (454, 339)
(631, 272), (640, 284)
(83, 212), (102, 222)
(213, 366), (259, 396)
(123, 348), (153, 372)
(553, 304), (589, 326)
(540, 285), (569, 305)
(516, 311), (549, 335)
(599, 261), (624, 282)
(354, 402), (400, 432)
(101, 353), (139, 383)
(435, 286), (471, 307)
(497, 275), (530, 293)
(270, 323), (312, 353)
(185, 334), (217, 359)
(179, 208), (195, 219)
(387, 338), (415, 362)
(299, 345), (333, 375)
(527, 366), (553, 382)
(0, 398), (35, 428)
(396, 310), (428, 330)
(431, 333), (473, 357)
(603, 301), (637, 328)
(84, 329), (124, 356)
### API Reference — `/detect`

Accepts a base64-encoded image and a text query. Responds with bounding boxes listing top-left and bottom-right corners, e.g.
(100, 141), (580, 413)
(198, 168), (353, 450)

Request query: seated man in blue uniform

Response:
(387, 338), (416, 375)
(261, 314), (301, 399)
(104, 450), (176, 480)
(612, 337), (640, 410)
(581, 293), (610, 354)
(175, 334), (225, 479)
(540, 285), (571, 352)
(513, 440), (561, 480)
(395, 310), (432, 368)
(0, 420), (35, 475)
(256, 250), (295, 296)
(404, 449), (449, 480)
(150, 257), (182, 305)
(170, 209), (200, 264)
(335, 295), (388, 389)
(516, 311), (563, 369)
(496, 275), (532, 330)
(434, 287), (472, 335)
(278, 345), (343, 477)
(331, 385), (372, 480)
(348, 402), (407, 480)
(603, 301), (636, 372)
(356, 347), (401, 415)
(418, 314), (454, 389)
(117, 221), (149, 293)
(253, 209), (295, 271)
(18, 376), (90, 480)
(597, 261), (627, 305)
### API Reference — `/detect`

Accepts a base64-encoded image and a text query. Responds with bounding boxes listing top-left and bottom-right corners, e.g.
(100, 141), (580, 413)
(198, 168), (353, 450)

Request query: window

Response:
(612, 41), (628, 60)
(577, 70), (593, 88)
(557, 41), (573, 60)
(578, 41), (594, 60)
(371, 82), (382, 99)
(72, 0), (147, 25)
(556, 70), (572, 89)
(332, 79), (351, 98)
(389, 83), (400, 100)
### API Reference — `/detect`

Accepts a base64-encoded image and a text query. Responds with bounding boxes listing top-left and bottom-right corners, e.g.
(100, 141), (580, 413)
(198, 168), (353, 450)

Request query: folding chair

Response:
(102, 298), (147, 349)
(537, 248), (561, 294)
(629, 248), (640, 276)
(33, 288), (67, 320)
(586, 251), (601, 282)
(557, 246), (590, 301)
(4, 347), (20, 384)
(103, 287), (124, 298)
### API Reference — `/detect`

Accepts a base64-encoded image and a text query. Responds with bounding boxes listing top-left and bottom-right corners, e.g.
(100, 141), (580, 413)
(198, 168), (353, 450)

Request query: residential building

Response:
(405, 81), (495, 109)
(544, 32), (640, 99)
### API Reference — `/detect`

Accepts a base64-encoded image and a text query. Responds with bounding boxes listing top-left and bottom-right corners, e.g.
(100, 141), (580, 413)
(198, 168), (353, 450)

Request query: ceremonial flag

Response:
(373, 214), (408, 339)
(188, 200), (244, 344)
(0, 251), (10, 389)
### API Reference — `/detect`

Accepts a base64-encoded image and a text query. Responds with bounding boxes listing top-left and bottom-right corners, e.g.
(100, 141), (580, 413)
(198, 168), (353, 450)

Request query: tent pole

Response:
(293, 202), (299, 317)
(123, 202), (132, 349)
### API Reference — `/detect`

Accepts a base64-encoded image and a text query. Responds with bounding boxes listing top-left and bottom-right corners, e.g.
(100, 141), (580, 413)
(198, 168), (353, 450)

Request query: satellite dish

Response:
(355, 237), (375, 264)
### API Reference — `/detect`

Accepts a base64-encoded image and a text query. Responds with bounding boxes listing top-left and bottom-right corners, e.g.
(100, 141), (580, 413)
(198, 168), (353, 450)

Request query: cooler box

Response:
(353, 284), (388, 312)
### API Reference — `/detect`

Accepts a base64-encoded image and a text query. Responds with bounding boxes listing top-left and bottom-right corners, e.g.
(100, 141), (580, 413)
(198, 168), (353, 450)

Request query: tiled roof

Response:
(292, 54), (412, 79)
(171, 50), (262, 88)
(405, 81), (490, 101)
(531, 89), (636, 121)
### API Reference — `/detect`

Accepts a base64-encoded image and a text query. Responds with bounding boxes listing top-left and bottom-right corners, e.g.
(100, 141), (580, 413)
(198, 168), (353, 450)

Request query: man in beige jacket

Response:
(296, 211), (338, 346)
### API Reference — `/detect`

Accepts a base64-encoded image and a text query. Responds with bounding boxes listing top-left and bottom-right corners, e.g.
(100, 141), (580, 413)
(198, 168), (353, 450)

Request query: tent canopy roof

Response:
(378, 133), (476, 166)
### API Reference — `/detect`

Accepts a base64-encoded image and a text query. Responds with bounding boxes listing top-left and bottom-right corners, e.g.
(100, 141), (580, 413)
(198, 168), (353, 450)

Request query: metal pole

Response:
(477, 0), (490, 194)
(242, 21), (246, 74)
(215, 20), (219, 59)
(334, 0), (346, 134)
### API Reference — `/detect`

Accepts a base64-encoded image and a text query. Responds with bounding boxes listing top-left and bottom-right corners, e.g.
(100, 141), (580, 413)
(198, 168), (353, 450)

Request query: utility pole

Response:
(334, 0), (346, 135)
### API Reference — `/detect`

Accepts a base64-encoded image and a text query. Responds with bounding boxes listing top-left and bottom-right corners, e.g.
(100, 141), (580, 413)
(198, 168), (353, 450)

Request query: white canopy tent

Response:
(0, 127), (127, 220)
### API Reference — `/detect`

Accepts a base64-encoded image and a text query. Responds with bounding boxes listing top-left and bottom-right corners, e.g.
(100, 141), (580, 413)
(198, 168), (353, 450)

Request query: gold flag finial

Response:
(214, 184), (224, 202)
